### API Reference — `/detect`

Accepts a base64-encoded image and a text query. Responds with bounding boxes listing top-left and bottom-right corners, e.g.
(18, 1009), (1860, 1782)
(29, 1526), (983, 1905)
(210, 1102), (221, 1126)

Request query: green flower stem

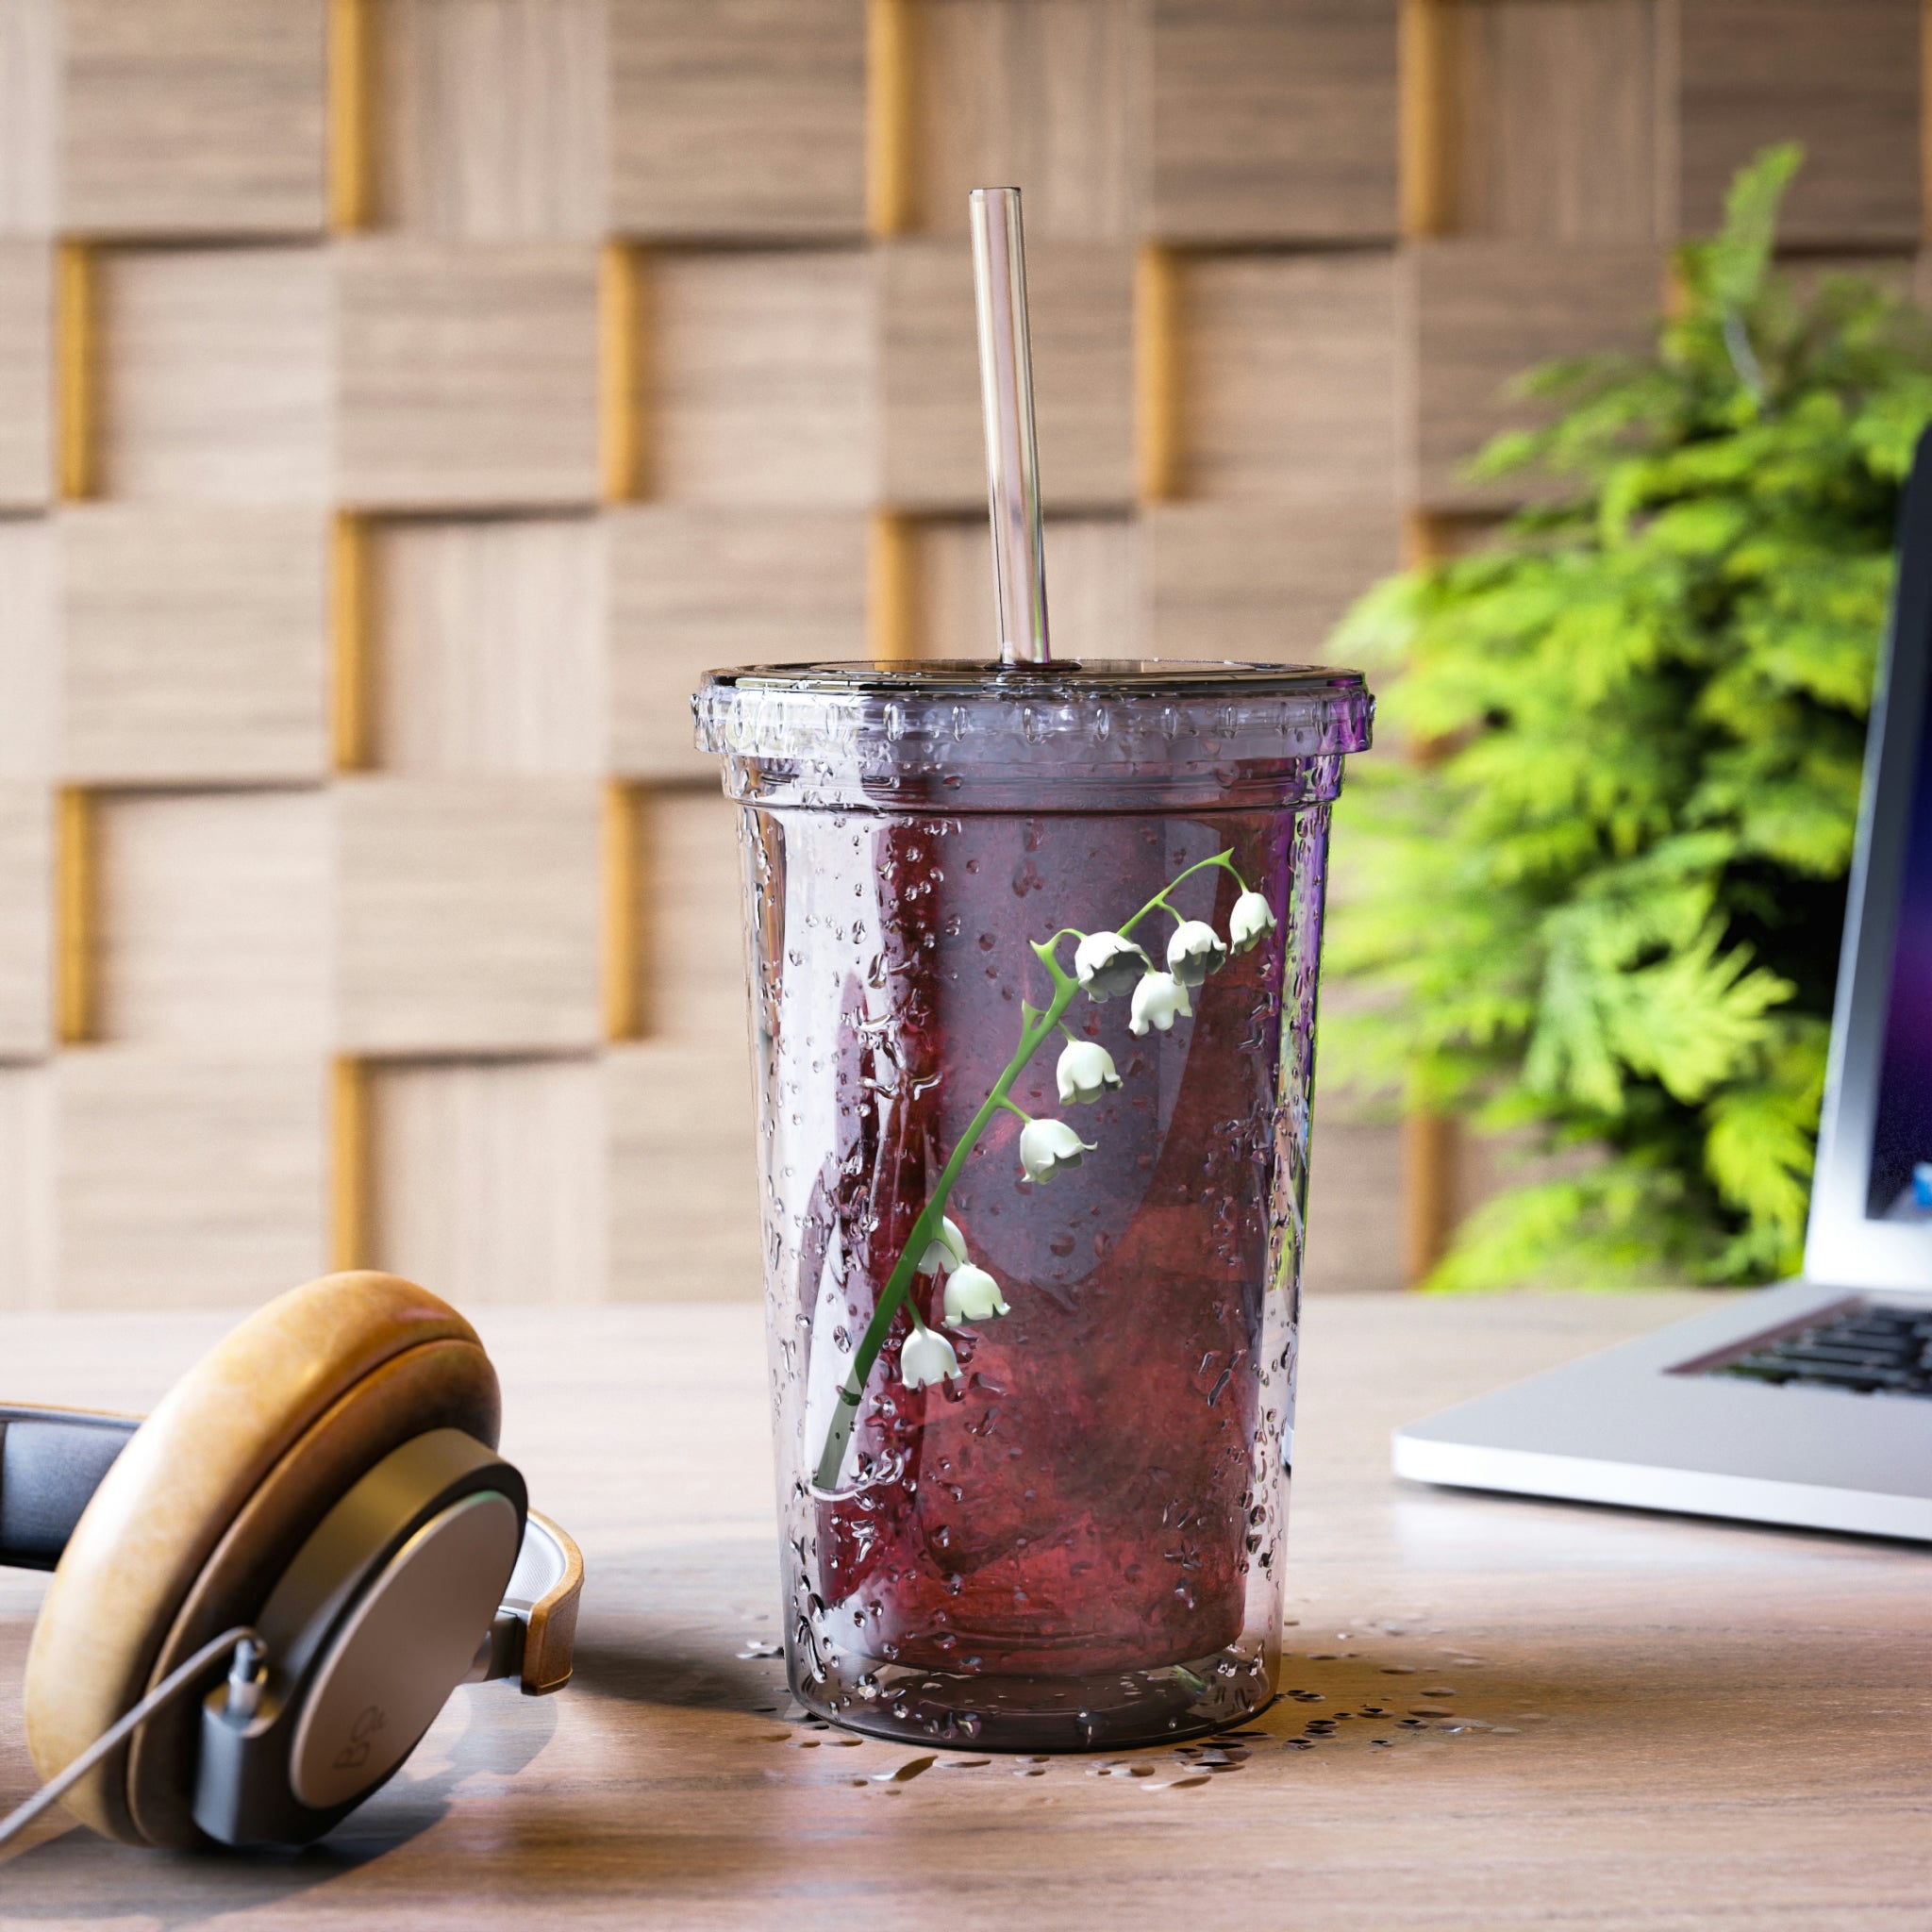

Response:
(809, 851), (1240, 1493)
(1117, 852), (1245, 941)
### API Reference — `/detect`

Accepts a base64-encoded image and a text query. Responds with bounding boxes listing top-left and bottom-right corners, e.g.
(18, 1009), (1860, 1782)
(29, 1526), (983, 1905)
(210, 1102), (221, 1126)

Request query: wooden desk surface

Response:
(1, 1291), (1926, 1929)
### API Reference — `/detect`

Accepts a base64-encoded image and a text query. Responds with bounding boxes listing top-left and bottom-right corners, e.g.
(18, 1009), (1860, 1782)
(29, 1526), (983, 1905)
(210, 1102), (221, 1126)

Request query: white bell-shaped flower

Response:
(1056, 1038), (1123, 1105)
(1166, 919), (1227, 987)
(1019, 1115), (1097, 1183)
(1073, 930), (1151, 1002)
(943, 1262), (1010, 1324)
(1129, 971), (1192, 1036)
(1228, 890), (1277, 954)
(915, 1214), (968, 1275)
(900, 1325), (961, 1391)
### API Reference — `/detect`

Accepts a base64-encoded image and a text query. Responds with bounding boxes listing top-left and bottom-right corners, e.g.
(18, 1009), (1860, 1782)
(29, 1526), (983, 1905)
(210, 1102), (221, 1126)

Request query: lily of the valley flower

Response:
(1130, 971), (1192, 1036)
(1057, 1038), (1123, 1105)
(916, 1214), (968, 1275)
(1073, 930), (1151, 1001)
(1019, 1115), (1097, 1182)
(1229, 890), (1276, 954)
(943, 1262), (1010, 1324)
(1166, 919), (1227, 987)
(901, 1325), (961, 1390)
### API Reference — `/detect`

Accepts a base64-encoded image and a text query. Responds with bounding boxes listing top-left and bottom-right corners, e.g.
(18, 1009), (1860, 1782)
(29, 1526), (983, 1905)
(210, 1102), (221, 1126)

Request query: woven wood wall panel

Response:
(1440, 0), (1661, 244)
(93, 790), (333, 1049)
(372, 0), (609, 240)
(647, 248), (876, 506)
(0, 0), (1918, 1306)
(1149, 0), (1401, 241)
(0, 1067), (52, 1307)
(371, 512), (607, 776)
(0, 517), (57, 779)
(608, 0), (867, 238)
(336, 240), (603, 508)
(335, 777), (603, 1054)
(1675, 0), (1921, 245)
(911, 0), (1142, 242)
(1179, 253), (1402, 508)
(95, 246), (334, 504)
(0, 789), (52, 1058)
(607, 1040), (762, 1301)
(915, 513), (1142, 660)
(54, 1050), (328, 1307)
(0, 241), (52, 506)
(58, 507), (331, 783)
(879, 238), (1134, 509)
(0, 0), (58, 237)
(1146, 504), (1404, 663)
(59, 0), (328, 237)
(1404, 241), (1660, 509)
(608, 507), (869, 778)
(371, 1055), (608, 1302)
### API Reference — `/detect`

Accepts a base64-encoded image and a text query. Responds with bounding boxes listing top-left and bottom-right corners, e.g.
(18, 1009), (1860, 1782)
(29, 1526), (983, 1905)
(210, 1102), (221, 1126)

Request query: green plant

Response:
(1326, 147), (1932, 1289)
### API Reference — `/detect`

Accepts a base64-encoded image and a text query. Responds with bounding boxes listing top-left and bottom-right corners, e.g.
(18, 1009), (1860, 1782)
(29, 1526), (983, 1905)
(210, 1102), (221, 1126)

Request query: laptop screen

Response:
(1868, 685), (1932, 1220)
(1806, 425), (1932, 1286)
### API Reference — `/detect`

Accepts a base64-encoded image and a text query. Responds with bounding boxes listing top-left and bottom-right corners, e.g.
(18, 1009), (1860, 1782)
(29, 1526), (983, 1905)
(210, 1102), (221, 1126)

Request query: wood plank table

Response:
(1, 1291), (1926, 1929)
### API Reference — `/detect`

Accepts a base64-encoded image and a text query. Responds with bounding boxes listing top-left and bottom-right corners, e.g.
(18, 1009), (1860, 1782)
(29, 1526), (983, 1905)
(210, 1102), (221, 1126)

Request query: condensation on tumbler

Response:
(696, 661), (1372, 1752)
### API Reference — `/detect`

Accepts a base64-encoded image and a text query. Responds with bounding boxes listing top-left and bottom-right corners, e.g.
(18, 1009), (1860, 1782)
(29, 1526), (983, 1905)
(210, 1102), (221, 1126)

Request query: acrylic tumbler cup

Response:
(695, 660), (1373, 1750)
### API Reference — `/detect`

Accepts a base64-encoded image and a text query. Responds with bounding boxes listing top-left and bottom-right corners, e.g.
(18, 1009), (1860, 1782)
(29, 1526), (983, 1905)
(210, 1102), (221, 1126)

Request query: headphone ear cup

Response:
(24, 1272), (499, 1850)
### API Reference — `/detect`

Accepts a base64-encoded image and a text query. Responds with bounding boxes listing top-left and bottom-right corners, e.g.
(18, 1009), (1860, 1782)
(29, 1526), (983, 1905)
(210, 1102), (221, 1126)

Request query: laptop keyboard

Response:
(1713, 1302), (1932, 1398)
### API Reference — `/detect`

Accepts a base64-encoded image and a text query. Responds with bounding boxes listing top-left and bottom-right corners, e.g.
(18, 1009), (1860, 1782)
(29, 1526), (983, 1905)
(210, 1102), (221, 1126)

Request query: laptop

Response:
(1391, 427), (1932, 1543)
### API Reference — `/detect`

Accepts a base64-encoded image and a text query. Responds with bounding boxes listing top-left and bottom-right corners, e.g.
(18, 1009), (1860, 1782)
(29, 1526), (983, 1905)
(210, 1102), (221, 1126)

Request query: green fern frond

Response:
(1326, 146), (1928, 1291)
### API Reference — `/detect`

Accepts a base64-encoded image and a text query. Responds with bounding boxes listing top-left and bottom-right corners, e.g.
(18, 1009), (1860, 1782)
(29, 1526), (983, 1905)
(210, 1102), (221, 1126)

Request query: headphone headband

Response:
(0, 1407), (139, 1573)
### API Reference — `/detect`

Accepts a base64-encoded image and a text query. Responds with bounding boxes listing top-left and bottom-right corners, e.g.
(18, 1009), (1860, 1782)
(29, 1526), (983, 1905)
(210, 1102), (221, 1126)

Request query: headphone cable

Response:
(0, 1625), (262, 1854)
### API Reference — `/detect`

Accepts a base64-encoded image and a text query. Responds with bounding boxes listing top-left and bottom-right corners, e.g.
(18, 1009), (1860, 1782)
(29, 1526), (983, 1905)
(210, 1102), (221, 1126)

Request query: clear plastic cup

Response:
(695, 659), (1372, 1750)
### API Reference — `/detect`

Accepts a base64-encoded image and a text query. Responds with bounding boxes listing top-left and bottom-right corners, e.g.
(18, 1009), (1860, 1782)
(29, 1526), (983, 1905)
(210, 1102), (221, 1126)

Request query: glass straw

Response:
(970, 187), (1051, 664)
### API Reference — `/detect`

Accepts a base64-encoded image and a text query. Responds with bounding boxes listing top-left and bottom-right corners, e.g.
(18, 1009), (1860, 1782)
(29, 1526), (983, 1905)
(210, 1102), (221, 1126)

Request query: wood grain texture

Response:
(336, 239), (601, 508)
(0, 238), (51, 506)
(51, 785), (91, 1045)
(8, 1292), (1930, 1918)
(0, 784), (52, 1058)
(1179, 251), (1401, 508)
(59, 0), (328, 236)
(880, 238), (1133, 509)
(49, 1050), (328, 1307)
(57, 507), (331, 783)
(1674, 0), (1923, 246)
(371, 513), (606, 776)
(370, 1055), (608, 1302)
(608, 0), (868, 239)
(644, 788), (750, 1048)
(606, 1038), (762, 1300)
(865, 0), (918, 238)
(0, 1065), (53, 1306)
(1145, 502), (1403, 662)
(1150, 0), (1401, 241)
(915, 513), (1142, 660)
(372, 0), (608, 238)
(648, 249), (875, 507)
(1403, 240), (1659, 509)
(598, 239), (643, 500)
(1303, 1108), (1405, 1293)
(92, 790), (333, 1050)
(334, 776), (603, 1054)
(1440, 0), (1661, 243)
(0, 0), (57, 236)
(608, 508), (867, 780)
(328, 0), (375, 231)
(94, 245), (333, 505)
(910, 0), (1144, 242)
(0, 513), (56, 781)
